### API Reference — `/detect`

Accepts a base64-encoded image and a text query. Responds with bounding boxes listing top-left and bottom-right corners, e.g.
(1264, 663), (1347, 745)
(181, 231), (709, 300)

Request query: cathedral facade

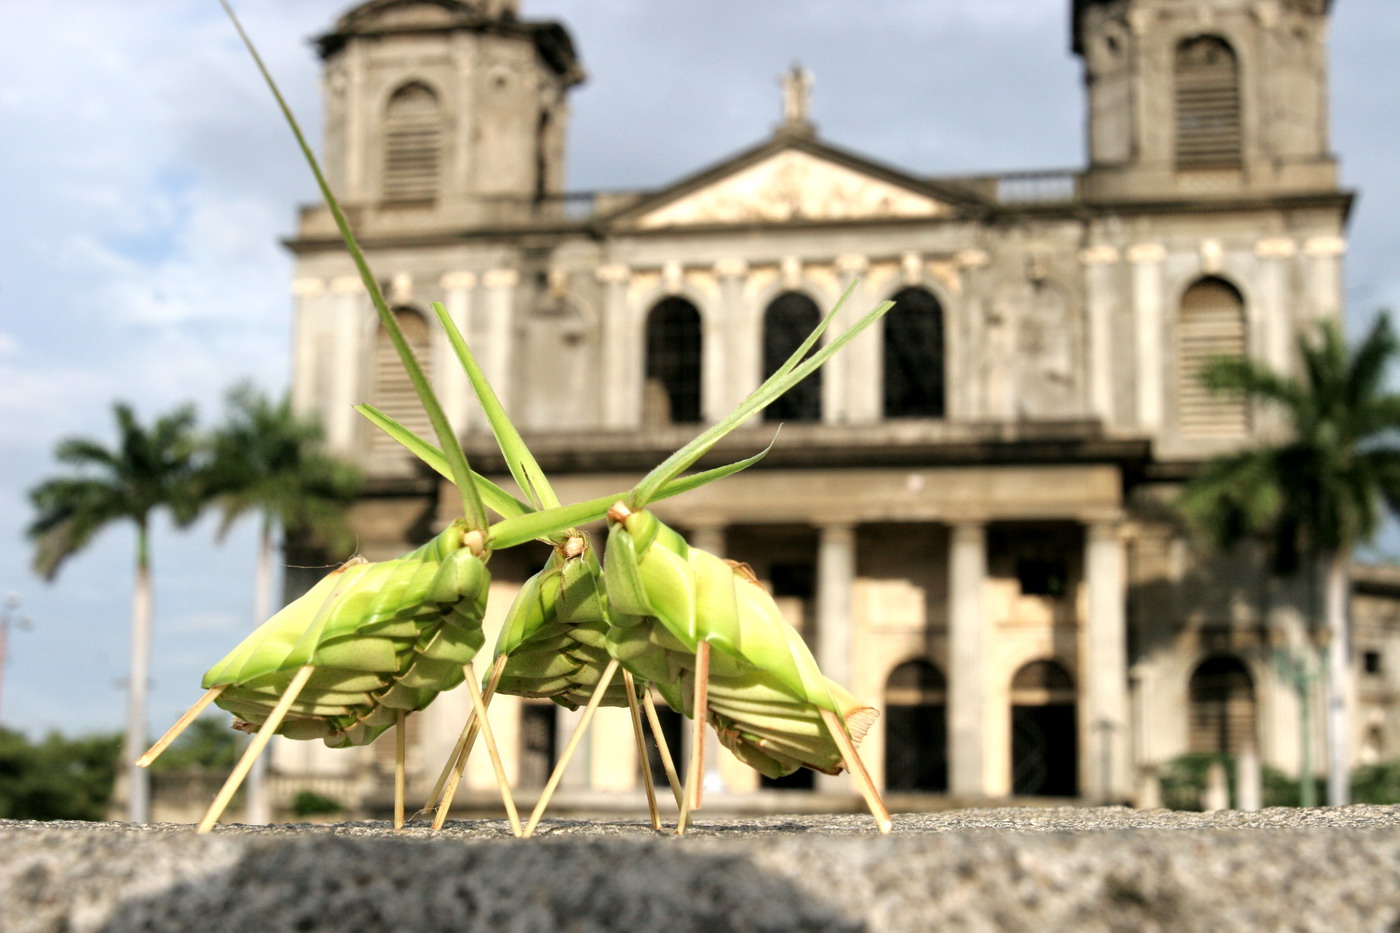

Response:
(270, 0), (1398, 812)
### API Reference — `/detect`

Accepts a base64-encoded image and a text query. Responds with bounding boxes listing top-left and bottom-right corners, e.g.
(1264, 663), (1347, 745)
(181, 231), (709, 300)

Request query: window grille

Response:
(762, 292), (822, 423)
(644, 298), (703, 425)
(1188, 656), (1256, 755)
(884, 287), (945, 418)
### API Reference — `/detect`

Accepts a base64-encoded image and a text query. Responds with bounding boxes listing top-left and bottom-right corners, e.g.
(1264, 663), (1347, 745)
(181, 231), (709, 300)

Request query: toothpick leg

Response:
(394, 710), (407, 830)
(642, 689), (684, 809)
(464, 672), (521, 837)
(676, 641), (710, 835)
(138, 685), (227, 768)
(819, 707), (893, 834)
(623, 669), (662, 831)
(429, 655), (505, 827)
(522, 659), (620, 837)
(197, 665), (314, 834)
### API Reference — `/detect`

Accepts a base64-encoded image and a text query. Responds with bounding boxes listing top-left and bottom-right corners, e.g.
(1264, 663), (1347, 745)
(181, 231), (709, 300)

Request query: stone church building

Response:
(262, 0), (1399, 814)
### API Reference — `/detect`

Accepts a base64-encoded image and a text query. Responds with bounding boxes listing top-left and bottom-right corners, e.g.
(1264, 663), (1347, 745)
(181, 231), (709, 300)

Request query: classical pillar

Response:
(813, 523), (857, 792)
(1304, 236), (1345, 328)
(290, 277), (326, 417)
(597, 264), (633, 428)
(1084, 520), (1130, 802)
(438, 271), (477, 431)
(1127, 243), (1166, 430)
(948, 521), (988, 796)
(481, 268), (519, 415)
(715, 259), (751, 416)
(1079, 245), (1119, 423)
(835, 255), (873, 423)
(955, 249), (990, 420)
(327, 275), (366, 453)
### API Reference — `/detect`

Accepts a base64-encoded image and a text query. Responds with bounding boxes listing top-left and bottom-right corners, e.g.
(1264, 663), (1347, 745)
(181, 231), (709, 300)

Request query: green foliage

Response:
(290, 789), (344, 817)
(205, 383), (361, 556)
(0, 728), (122, 821)
(1350, 760), (1400, 804)
(145, 716), (245, 773)
(1178, 315), (1400, 573)
(27, 401), (203, 577)
(1159, 752), (1321, 810)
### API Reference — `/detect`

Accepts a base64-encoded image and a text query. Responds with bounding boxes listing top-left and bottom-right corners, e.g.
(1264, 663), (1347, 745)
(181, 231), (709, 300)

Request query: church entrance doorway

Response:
(1010, 659), (1079, 796)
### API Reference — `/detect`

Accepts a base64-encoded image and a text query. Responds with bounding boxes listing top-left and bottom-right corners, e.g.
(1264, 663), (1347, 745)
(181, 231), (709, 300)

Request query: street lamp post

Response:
(0, 593), (34, 728)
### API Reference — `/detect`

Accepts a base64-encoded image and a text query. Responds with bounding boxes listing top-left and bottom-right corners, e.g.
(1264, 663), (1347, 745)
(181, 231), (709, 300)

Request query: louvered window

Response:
(1188, 656), (1256, 756)
(368, 308), (433, 455)
(1175, 36), (1242, 169)
(383, 83), (441, 203)
(1177, 278), (1249, 438)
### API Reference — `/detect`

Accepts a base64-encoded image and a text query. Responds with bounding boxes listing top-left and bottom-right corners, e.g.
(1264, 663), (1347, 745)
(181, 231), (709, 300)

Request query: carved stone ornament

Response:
(635, 150), (948, 228)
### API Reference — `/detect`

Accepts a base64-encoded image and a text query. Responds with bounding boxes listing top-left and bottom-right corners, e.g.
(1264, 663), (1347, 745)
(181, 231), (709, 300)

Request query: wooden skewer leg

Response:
(522, 659), (620, 838)
(623, 670), (662, 831)
(819, 707), (893, 835)
(429, 655), (505, 828)
(464, 673), (521, 837)
(197, 665), (314, 834)
(394, 710), (406, 830)
(138, 685), (227, 768)
(676, 641), (710, 835)
(642, 689), (684, 809)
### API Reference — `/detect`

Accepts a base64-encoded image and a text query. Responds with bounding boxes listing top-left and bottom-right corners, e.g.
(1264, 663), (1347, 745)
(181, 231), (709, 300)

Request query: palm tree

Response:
(1178, 314), (1400, 807)
(28, 402), (204, 823)
(204, 383), (360, 821)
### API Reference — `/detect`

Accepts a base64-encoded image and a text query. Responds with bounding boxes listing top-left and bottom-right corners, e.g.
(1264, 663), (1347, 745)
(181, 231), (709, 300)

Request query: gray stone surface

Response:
(3, 806), (1399, 932)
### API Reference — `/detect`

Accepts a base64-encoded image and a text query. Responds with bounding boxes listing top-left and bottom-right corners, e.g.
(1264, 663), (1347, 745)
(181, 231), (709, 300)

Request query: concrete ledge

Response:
(4, 806), (1399, 932)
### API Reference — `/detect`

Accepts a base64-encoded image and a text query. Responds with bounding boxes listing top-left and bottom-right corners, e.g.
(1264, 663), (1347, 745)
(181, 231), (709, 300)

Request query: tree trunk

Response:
(245, 513), (275, 825)
(1324, 550), (1351, 807)
(123, 521), (152, 823)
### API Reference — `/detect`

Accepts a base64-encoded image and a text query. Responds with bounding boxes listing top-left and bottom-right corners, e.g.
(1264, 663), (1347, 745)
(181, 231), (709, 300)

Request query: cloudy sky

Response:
(1, 0), (1397, 739)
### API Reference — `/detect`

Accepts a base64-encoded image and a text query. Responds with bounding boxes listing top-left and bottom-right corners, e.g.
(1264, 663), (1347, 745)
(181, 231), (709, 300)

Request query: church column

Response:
(327, 275), (367, 452)
(1127, 243), (1167, 430)
(1304, 236), (1345, 328)
(814, 522), (857, 792)
(715, 259), (751, 416)
(1084, 520), (1130, 802)
(438, 271), (478, 431)
(597, 264), (633, 428)
(949, 520), (989, 796)
(290, 277), (326, 417)
(836, 255), (875, 423)
(482, 268), (520, 414)
(1080, 245), (1120, 423)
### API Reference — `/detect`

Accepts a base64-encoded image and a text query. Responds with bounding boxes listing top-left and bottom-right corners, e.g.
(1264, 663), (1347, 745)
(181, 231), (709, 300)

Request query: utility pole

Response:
(0, 593), (33, 727)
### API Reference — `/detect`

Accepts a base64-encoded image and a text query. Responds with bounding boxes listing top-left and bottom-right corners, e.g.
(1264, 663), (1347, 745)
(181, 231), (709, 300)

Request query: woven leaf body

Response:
(202, 519), (488, 747)
(603, 506), (876, 777)
(493, 534), (631, 710)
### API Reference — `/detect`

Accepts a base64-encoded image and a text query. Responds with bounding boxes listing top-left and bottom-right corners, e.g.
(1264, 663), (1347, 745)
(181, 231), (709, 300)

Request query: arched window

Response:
(1188, 656), (1256, 755)
(883, 287), (945, 418)
(1175, 36), (1242, 169)
(383, 82), (442, 202)
(369, 307), (433, 455)
(1177, 277), (1249, 438)
(644, 298), (702, 425)
(762, 291), (822, 423)
(884, 660), (948, 792)
(1010, 659), (1078, 796)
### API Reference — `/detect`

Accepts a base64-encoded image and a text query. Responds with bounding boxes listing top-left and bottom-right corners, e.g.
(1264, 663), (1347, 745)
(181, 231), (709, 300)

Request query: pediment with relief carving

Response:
(630, 149), (952, 229)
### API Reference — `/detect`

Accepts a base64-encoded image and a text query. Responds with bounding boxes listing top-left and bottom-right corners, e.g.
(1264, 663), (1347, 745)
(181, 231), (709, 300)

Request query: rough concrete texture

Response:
(3, 806), (1399, 932)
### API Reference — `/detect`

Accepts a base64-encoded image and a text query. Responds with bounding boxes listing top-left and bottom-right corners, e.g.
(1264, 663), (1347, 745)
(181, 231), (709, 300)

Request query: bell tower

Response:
(1074, 0), (1337, 199)
(316, 0), (584, 218)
